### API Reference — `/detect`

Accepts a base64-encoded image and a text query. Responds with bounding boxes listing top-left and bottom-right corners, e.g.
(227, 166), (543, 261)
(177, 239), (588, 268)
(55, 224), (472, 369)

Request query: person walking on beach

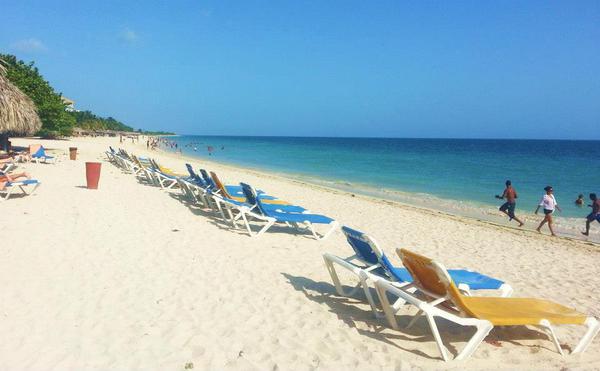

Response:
(495, 180), (524, 227)
(535, 186), (561, 236)
(582, 193), (600, 236)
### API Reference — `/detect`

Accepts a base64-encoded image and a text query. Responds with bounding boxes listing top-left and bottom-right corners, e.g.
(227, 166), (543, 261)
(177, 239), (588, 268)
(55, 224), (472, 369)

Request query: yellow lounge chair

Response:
(374, 248), (599, 361)
(151, 159), (186, 178)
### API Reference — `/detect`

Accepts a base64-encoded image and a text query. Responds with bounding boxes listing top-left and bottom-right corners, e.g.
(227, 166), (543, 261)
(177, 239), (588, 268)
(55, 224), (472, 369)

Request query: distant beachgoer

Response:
(146, 139), (149, 149)
(575, 194), (585, 206)
(495, 180), (524, 227)
(535, 186), (561, 236)
(582, 193), (600, 236)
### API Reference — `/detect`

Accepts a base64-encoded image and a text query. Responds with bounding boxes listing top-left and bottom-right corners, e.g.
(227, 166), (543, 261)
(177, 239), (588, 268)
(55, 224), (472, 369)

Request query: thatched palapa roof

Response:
(0, 61), (42, 135)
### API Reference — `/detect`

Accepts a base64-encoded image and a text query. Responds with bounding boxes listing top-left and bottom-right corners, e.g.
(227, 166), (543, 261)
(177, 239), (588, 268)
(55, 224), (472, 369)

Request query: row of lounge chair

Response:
(105, 146), (599, 362)
(324, 227), (600, 361)
(106, 147), (338, 240)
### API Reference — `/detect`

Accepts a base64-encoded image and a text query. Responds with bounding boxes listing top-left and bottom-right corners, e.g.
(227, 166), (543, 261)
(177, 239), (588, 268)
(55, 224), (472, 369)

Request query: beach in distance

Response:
(2, 136), (599, 370)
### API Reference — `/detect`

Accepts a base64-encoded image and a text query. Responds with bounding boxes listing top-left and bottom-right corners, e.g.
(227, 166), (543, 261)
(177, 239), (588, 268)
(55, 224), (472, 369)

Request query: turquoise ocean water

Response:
(161, 136), (598, 223)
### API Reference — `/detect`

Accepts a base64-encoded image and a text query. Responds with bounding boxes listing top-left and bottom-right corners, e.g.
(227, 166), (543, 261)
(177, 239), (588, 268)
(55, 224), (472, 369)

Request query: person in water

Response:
(496, 180), (524, 227)
(582, 193), (600, 236)
(575, 194), (585, 206)
(535, 186), (561, 236)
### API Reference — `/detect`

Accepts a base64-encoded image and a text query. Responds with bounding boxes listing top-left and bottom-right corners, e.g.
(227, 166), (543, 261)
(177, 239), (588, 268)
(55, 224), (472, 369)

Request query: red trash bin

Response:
(85, 162), (102, 189)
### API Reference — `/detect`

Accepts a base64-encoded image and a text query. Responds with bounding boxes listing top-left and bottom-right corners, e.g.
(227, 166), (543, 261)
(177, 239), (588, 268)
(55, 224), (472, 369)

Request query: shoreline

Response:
(154, 144), (600, 246)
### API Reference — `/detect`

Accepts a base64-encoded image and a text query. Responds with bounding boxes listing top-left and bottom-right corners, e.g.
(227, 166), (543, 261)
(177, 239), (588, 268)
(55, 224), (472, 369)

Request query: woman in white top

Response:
(535, 185), (561, 236)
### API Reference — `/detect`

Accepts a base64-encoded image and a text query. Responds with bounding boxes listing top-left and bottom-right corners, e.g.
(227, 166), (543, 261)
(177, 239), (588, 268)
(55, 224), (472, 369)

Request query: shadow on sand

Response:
(281, 272), (554, 360)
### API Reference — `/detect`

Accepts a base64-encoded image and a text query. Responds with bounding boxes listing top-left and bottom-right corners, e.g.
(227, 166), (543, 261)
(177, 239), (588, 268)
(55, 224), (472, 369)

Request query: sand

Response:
(1, 136), (599, 370)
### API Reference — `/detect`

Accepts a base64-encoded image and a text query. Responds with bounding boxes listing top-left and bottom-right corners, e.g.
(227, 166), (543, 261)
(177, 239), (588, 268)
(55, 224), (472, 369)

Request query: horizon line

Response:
(165, 134), (600, 141)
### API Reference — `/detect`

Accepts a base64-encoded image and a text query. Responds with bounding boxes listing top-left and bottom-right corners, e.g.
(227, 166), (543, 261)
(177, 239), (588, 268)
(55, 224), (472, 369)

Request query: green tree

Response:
(71, 110), (134, 132)
(0, 53), (75, 137)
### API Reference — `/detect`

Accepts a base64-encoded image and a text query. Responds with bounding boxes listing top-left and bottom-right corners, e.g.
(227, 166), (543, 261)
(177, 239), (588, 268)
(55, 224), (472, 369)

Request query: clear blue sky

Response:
(2, 1), (599, 139)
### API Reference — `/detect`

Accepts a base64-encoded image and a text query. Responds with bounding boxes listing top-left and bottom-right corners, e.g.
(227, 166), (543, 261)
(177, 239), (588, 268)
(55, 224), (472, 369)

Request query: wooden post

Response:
(0, 133), (9, 152)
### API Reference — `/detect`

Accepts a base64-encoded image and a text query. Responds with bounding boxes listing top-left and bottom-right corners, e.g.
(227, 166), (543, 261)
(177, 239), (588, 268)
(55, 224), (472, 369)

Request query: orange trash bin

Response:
(69, 147), (77, 160)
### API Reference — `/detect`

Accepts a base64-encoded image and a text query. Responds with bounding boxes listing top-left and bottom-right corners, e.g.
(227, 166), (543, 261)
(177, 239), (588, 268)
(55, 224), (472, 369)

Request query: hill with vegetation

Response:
(71, 110), (133, 132)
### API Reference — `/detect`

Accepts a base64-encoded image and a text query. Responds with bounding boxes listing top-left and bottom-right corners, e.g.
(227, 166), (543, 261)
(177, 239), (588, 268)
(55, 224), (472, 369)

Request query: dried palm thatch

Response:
(0, 60), (42, 135)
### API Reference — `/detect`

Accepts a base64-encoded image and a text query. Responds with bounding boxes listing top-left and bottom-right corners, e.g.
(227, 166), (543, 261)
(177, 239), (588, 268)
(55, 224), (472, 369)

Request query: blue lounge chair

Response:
(0, 176), (41, 200)
(239, 183), (338, 239)
(145, 159), (194, 190)
(31, 146), (55, 163)
(198, 168), (250, 198)
(239, 179), (306, 213)
(204, 170), (308, 229)
(185, 164), (206, 186)
(323, 226), (513, 320)
(180, 164), (212, 204)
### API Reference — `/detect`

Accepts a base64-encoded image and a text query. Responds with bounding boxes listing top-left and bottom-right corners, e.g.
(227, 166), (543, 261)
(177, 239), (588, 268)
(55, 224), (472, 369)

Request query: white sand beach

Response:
(2, 137), (599, 370)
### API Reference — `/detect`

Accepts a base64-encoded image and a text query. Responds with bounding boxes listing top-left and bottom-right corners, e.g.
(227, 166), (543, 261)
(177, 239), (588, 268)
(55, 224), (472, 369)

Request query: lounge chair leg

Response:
(320, 221), (339, 240)
(499, 283), (514, 298)
(241, 213), (254, 236)
(308, 223), (319, 239)
(215, 202), (228, 224)
(311, 221), (339, 241)
(2, 189), (11, 200)
(406, 309), (423, 329)
(455, 322), (493, 361)
(323, 257), (347, 296)
(425, 313), (449, 361)
(572, 317), (600, 353)
(255, 219), (275, 237)
(357, 272), (382, 318)
(540, 320), (564, 355)
(29, 183), (40, 195)
(374, 283), (400, 330)
(226, 208), (237, 228)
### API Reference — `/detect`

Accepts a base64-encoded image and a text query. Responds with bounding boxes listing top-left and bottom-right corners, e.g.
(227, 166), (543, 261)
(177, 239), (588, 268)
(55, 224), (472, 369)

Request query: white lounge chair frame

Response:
(324, 232), (512, 323)
(1, 180), (41, 200)
(0, 163), (18, 173)
(240, 184), (338, 240)
(210, 193), (276, 235)
(323, 252), (412, 318)
(374, 259), (600, 361)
